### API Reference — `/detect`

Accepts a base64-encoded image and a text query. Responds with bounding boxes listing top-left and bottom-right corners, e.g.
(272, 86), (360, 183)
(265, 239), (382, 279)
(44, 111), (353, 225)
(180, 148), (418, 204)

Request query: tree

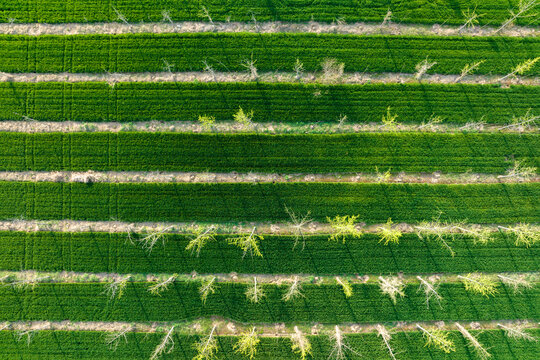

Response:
(494, 0), (539, 34)
(416, 324), (455, 353)
(285, 206), (313, 250)
(293, 59), (305, 80)
(458, 273), (498, 297)
(455, 323), (491, 360)
(15, 329), (37, 347)
(498, 57), (540, 82)
(199, 277), (217, 304)
(381, 107), (399, 131)
(291, 326), (312, 360)
(376, 325), (397, 360)
(233, 107), (255, 127)
(458, 7), (482, 31)
(227, 227), (263, 258)
(321, 58), (344, 83)
(128, 226), (174, 253)
(234, 327), (260, 359)
(245, 277), (265, 303)
(453, 225), (493, 245)
(455, 61), (485, 83)
(498, 159), (537, 180)
(193, 325), (218, 360)
(416, 276), (442, 309)
(335, 277), (353, 298)
(414, 219), (456, 256)
(497, 322), (537, 342)
(241, 53), (258, 80)
(328, 325), (360, 359)
(198, 115), (216, 131)
(327, 215), (362, 243)
(498, 223), (539, 246)
(148, 274), (178, 296)
(378, 276), (406, 304)
(282, 276), (304, 301)
(185, 225), (217, 257)
(415, 57), (437, 80)
(377, 218), (402, 245)
(498, 109), (539, 131)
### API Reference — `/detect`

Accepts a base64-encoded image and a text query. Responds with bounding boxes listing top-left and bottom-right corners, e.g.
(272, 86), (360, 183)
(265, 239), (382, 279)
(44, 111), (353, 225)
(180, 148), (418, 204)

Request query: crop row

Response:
(0, 182), (537, 223)
(1, 132), (538, 173)
(1, 82), (539, 123)
(0, 281), (538, 323)
(1, 232), (538, 275)
(1, 34), (539, 74)
(0, 0), (537, 26)
(0, 328), (538, 360)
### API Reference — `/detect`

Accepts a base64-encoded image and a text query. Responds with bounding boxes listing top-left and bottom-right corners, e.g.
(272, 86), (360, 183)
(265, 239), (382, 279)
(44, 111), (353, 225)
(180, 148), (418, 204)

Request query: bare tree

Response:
(199, 6), (214, 24)
(498, 109), (539, 131)
(378, 276), (406, 304)
(106, 325), (132, 351)
(381, 8), (392, 26)
(376, 325), (397, 360)
(321, 58), (345, 83)
(241, 53), (258, 80)
(328, 325), (360, 359)
(245, 277), (265, 303)
(291, 326), (312, 360)
(455, 323), (491, 360)
(293, 59), (305, 80)
(414, 220), (456, 256)
(494, 0), (539, 34)
(161, 10), (173, 24)
(193, 325), (218, 360)
(498, 159), (537, 180)
(283, 276), (304, 301)
(416, 276), (442, 309)
(150, 326), (176, 360)
(497, 274), (533, 293)
(130, 226), (174, 253)
(103, 275), (131, 300)
(415, 324), (455, 353)
(415, 57), (437, 80)
(454, 225), (493, 245)
(285, 206), (313, 250)
(497, 322), (537, 342)
(112, 7), (129, 25)
(15, 329), (37, 347)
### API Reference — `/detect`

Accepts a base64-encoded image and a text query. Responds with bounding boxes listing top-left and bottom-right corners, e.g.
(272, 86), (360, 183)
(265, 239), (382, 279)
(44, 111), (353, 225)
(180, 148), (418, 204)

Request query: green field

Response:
(1, 34), (539, 74)
(0, 232), (537, 275)
(0, 0), (538, 26)
(0, 132), (538, 173)
(0, 281), (538, 323)
(0, 182), (537, 223)
(0, 329), (538, 360)
(1, 82), (538, 123)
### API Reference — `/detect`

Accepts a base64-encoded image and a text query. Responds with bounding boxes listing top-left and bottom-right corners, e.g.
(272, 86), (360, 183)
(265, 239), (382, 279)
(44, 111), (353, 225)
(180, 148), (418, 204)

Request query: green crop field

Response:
(0, 82), (538, 123)
(0, 132), (537, 173)
(1, 34), (539, 74)
(0, 1), (538, 359)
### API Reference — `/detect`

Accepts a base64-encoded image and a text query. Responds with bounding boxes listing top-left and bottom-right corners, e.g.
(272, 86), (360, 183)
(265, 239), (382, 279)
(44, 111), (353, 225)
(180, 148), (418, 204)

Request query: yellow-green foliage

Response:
(234, 327), (260, 359)
(377, 218), (402, 245)
(327, 215), (362, 243)
(417, 325), (456, 353)
(336, 277), (353, 298)
(458, 273), (498, 297)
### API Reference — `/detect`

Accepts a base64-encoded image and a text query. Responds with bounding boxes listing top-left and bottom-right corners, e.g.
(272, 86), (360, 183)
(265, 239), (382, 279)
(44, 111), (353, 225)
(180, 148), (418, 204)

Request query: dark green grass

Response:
(0, 281), (538, 323)
(1, 34), (539, 74)
(0, 132), (538, 173)
(0, 0), (537, 26)
(0, 329), (538, 359)
(1, 82), (538, 123)
(2, 232), (538, 275)
(0, 182), (537, 223)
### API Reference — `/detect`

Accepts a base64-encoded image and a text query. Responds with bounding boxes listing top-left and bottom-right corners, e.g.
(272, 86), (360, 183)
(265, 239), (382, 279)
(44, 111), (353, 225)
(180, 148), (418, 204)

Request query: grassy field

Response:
(0, 82), (538, 123)
(0, 329), (538, 359)
(0, 182), (537, 223)
(0, 132), (537, 173)
(0, 232), (537, 275)
(1, 34), (539, 74)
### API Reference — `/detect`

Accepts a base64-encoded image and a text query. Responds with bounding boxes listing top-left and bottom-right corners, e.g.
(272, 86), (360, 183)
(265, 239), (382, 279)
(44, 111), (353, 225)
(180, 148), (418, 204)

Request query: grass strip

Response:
(0, 33), (539, 74)
(0, 329), (538, 359)
(0, 82), (539, 124)
(0, 182), (536, 223)
(0, 0), (538, 26)
(0, 281), (537, 323)
(1, 232), (538, 275)
(0, 132), (538, 173)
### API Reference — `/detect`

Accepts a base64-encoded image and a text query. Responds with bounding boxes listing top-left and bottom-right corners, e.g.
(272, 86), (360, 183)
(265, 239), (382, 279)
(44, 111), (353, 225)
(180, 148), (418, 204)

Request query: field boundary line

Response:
(0, 21), (538, 37)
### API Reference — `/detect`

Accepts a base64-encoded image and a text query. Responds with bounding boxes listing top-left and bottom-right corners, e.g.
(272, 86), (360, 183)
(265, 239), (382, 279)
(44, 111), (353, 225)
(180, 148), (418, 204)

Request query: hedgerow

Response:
(1, 82), (538, 124)
(0, 281), (537, 323)
(0, 328), (538, 359)
(0, 0), (538, 26)
(1, 34), (539, 74)
(0, 232), (537, 275)
(0, 182), (536, 223)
